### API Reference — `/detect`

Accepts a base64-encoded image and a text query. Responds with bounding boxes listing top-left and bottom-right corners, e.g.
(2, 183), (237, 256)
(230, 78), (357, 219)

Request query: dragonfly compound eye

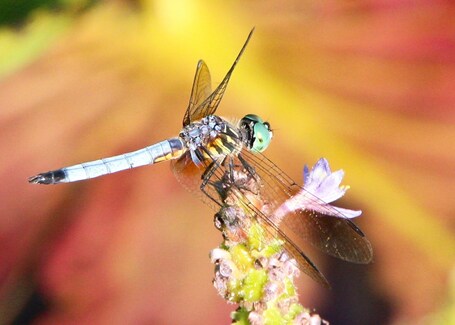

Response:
(240, 114), (273, 153)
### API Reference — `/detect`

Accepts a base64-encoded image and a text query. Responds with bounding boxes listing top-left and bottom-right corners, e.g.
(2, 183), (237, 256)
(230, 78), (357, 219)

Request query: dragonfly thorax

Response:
(179, 115), (243, 165)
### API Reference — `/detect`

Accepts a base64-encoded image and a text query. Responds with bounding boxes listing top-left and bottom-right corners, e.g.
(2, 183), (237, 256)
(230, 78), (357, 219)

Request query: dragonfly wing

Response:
(240, 150), (373, 264)
(171, 151), (222, 211)
(210, 155), (329, 287)
(172, 152), (329, 287)
(182, 28), (254, 125)
(183, 60), (212, 126)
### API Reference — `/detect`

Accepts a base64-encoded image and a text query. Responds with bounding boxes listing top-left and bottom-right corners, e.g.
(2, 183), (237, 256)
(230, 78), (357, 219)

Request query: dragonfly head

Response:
(240, 114), (273, 153)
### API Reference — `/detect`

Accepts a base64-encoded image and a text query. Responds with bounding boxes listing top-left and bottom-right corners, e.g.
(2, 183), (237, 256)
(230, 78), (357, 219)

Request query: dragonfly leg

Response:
(238, 153), (257, 180)
(200, 157), (225, 208)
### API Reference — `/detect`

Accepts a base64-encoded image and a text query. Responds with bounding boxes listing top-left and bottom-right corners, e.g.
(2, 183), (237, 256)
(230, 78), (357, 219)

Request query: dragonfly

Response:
(29, 29), (372, 287)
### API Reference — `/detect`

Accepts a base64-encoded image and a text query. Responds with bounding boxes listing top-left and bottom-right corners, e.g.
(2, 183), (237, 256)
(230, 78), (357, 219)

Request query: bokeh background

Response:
(1, 0), (454, 324)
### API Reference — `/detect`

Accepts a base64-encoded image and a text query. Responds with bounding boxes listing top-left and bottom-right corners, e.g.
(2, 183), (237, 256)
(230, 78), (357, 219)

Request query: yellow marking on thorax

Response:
(208, 136), (240, 157)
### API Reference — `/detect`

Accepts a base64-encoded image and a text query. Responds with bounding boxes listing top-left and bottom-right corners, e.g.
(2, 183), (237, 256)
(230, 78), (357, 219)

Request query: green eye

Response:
(240, 114), (273, 153)
(252, 121), (272, 152)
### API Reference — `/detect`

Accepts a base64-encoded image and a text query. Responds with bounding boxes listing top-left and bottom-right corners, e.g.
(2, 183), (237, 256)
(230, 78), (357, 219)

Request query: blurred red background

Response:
(1, 1), (454, 324)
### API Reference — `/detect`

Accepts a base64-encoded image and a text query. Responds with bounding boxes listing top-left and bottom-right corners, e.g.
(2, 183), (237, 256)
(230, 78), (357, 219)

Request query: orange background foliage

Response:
(1, 1), (454, 324)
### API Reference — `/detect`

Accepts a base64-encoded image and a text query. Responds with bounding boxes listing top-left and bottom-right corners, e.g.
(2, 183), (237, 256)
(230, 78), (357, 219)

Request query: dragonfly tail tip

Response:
(28, 173), (52, 185)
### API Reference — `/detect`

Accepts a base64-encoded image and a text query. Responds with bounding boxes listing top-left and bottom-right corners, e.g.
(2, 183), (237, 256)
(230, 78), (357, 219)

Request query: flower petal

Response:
(275, 158), (362, 220)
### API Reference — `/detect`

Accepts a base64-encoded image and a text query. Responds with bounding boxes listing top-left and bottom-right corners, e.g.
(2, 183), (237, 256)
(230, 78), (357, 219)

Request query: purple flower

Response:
(303, 158), (348, 203)
(274, 158), (361, 222)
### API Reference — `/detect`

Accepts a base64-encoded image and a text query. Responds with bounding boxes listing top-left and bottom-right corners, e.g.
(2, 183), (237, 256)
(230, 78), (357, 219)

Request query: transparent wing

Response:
(171, 152), (330, 287)
(171, 151), (220, 211)
(183, 60), (212, 126)
(182, 28), (254, 125)
(240, 150), (373, 264)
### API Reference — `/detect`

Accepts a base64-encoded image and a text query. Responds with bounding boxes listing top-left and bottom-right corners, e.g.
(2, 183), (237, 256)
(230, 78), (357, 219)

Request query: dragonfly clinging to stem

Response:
(29, 28), (372, 286)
